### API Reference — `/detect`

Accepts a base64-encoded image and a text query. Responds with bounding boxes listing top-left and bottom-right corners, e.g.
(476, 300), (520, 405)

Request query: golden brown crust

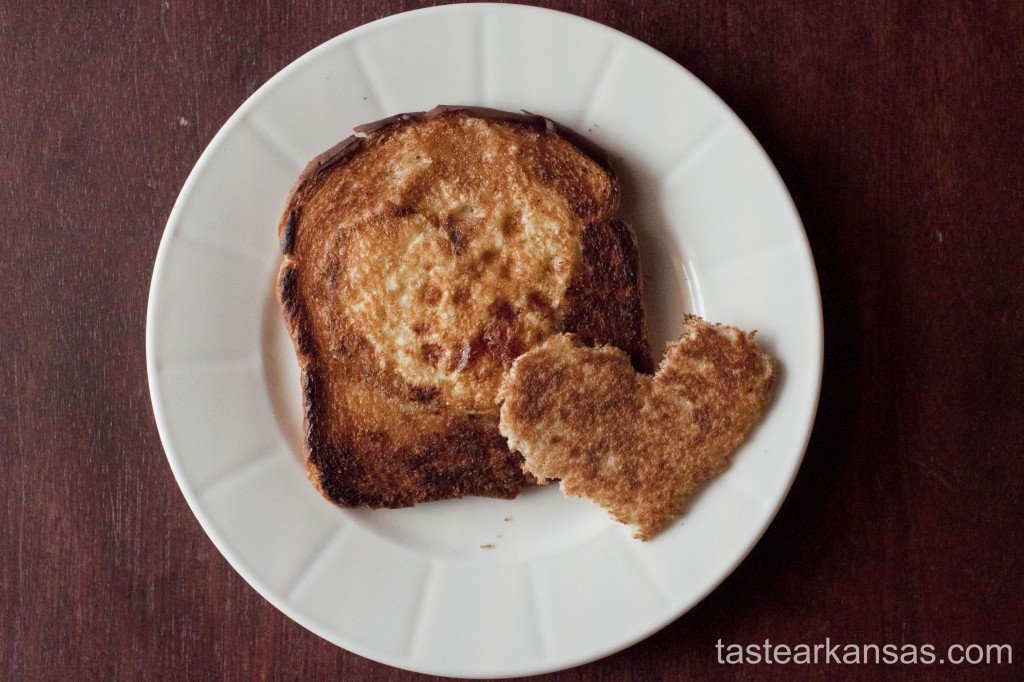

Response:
(498, 315), (777, 540)
(277, 106), (650, 508)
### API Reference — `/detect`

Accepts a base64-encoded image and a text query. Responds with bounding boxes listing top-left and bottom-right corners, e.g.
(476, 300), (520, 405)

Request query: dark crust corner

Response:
(289, 135), (365, 211)
(276, 136), (364, 248)
(302, 368), (384, 507)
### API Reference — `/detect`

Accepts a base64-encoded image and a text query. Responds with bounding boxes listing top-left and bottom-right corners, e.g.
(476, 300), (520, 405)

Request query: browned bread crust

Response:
(498, 316), (776, 540)
(278, 106), (651, 508)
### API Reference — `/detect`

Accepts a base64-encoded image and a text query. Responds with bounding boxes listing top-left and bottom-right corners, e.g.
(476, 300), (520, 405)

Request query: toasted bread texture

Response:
(278, 106), (651, 508)
(498, 315), (776, 540)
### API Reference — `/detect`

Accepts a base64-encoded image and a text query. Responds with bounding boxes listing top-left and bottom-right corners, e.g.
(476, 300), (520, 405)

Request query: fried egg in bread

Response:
(278, 106), (651, 507)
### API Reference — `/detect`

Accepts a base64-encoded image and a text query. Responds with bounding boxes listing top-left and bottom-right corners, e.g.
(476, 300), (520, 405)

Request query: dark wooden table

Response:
(3, 1), (1022, 679)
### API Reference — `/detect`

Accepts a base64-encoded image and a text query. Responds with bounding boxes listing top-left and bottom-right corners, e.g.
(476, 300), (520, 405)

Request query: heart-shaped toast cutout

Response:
(498, 315), (777, 540)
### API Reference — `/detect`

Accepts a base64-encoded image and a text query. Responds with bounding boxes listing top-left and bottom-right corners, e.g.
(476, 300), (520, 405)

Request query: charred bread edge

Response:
(604, 218), (652, 373)
(353, 105), (617, 179)
(276, 105), (625, 506)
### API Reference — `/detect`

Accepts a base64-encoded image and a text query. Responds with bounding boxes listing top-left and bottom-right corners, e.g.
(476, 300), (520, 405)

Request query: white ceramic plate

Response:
(147, 4), (822, 678)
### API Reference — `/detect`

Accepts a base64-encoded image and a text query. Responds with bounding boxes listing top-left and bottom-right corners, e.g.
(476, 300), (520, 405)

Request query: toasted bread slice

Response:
(278, 106), (651, 508)
(498, 316), (776, 540)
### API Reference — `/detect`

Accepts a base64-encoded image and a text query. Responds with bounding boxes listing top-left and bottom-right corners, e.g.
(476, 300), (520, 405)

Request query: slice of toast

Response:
(278, 106), (651, 508)
(497, 316), (776, 540)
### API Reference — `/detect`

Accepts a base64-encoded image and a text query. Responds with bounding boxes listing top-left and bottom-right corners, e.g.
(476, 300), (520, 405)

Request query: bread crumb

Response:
(178, 117), (189, 127)
(480, 544), (495, 549)
(503, 516), (511, 522)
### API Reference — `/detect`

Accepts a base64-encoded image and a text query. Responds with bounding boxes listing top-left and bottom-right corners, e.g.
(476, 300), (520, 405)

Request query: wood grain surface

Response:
(2, 1), (1022, 679)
